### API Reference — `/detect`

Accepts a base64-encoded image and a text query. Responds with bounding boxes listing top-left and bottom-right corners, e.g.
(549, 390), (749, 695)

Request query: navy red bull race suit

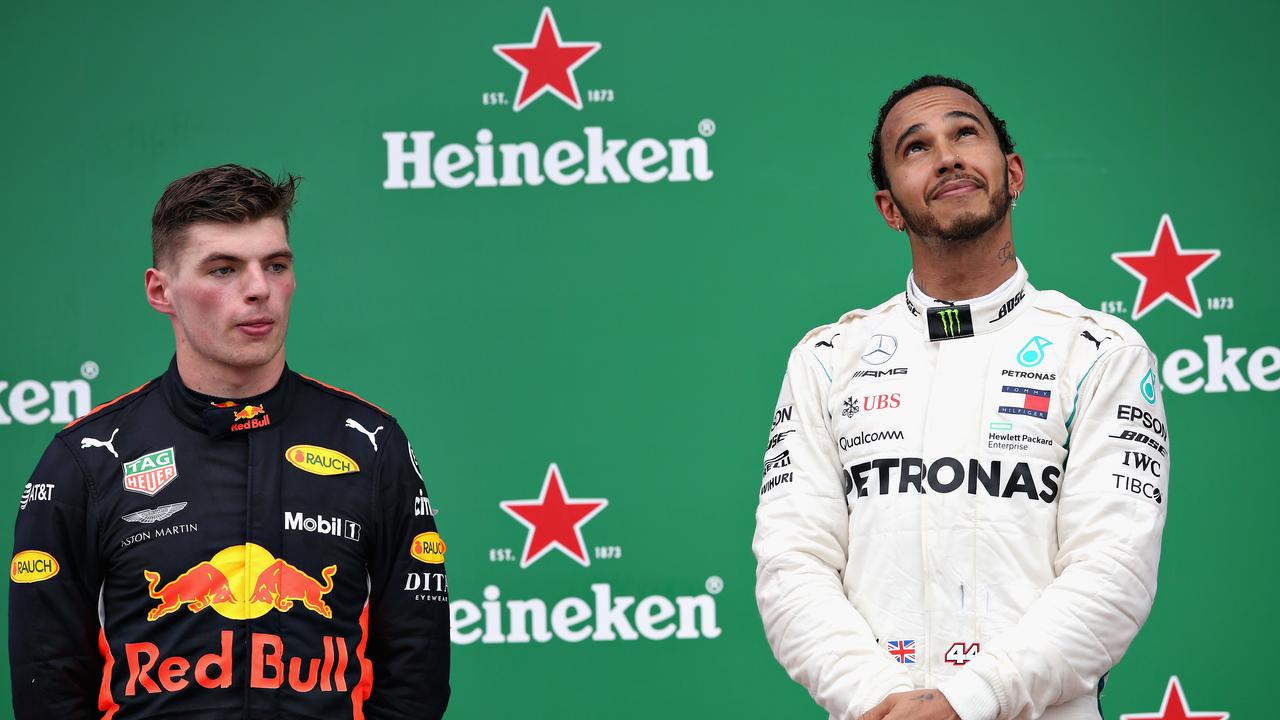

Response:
(9, 358), (449, 719)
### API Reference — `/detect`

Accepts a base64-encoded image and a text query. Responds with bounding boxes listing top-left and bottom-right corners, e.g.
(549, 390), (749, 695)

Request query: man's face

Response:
(157, 217), (295, 373)
(876, 86), (1021, 241)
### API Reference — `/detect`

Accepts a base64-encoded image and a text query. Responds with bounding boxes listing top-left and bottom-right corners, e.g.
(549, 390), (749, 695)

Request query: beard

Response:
(895, 172), (1012, 243)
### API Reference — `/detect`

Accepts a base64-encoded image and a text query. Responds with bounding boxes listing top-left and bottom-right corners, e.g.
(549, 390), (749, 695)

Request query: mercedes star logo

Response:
(861, 334), (898, 365)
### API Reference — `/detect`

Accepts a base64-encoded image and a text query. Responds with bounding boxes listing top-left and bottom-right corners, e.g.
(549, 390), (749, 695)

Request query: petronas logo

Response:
(938, 308), (962, 337)
(1140, 369), (1157, 405)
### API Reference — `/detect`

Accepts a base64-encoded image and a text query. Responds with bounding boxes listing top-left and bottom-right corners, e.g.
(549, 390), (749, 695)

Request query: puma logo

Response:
(345, 418), (384, 451)
(814, 334), (840, 349)
(1081, 330), (1108, 351)
(80, 428), (120, 458)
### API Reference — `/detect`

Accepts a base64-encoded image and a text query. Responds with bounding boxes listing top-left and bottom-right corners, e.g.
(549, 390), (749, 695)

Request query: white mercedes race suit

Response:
(754, 261), (1168, 720)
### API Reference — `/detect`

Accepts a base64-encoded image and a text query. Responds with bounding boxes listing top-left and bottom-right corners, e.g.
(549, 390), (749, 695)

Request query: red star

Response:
(1112, 214), (1220, 320)
(1120, 676), (1229, 720)
(500, 463), (607, 568)
(493, 7), (601, 112)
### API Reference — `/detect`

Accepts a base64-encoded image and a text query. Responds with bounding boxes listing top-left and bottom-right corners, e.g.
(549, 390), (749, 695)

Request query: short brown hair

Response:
(151, 164), (301, 268)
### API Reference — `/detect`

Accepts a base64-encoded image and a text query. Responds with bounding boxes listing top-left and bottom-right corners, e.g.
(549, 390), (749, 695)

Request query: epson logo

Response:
(284, 512), (361, 542)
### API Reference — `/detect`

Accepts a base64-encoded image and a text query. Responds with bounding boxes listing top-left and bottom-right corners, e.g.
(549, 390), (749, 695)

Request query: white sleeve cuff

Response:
(938, 672), (1001, 720)
(847, 679), (914, 720)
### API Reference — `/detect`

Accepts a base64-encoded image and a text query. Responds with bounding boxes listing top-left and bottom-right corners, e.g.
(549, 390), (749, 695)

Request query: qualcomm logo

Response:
(0, 362), (98, 426)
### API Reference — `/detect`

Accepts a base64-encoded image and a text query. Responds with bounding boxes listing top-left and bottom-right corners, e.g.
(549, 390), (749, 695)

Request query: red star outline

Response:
(499, 463), (608, 568)
(493, 7), (601, 112)
(1120, 676), (1229, 720)
(1111, 214), (1220, 321)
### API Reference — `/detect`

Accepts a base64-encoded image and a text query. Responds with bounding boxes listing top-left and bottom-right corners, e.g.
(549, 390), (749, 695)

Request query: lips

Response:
(932, 178), (982, 200)
(237, 318), (274, 337)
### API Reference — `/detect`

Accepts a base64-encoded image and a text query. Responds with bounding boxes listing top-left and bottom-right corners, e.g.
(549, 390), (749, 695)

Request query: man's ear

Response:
(874, 189), (904, 232)
(1006, 152), (1025, 197)
(145, 267), (175, 316)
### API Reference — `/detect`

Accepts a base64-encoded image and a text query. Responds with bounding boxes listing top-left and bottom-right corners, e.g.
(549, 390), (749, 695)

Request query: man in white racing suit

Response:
(753, 76), (1168, 720)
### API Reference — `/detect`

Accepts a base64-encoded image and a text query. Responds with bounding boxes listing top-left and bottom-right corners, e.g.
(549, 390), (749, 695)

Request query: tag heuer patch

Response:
(122, 448), (179, 496)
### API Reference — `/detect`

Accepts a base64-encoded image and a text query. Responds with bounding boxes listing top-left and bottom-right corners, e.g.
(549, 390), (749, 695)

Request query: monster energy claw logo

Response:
(939, 308), (962, 337)
(1140, 369), (1157, 404)
(927, 304), (973, 341)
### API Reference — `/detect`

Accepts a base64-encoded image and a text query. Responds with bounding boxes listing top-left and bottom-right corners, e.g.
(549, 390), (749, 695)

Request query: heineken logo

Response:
(927, 305), (974, 341)
(122, 448), (179, 496)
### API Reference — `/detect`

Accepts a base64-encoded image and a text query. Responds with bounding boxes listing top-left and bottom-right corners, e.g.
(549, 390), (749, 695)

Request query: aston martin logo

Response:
(123, 502), (188, 524)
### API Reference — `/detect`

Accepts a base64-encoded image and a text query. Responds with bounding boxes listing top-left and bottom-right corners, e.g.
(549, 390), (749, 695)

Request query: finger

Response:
(859, 698), (895, 720)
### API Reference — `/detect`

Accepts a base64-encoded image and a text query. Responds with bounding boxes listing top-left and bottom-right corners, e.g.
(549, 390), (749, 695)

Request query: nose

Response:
(243, 266), (271, 303)
(935, 141), (963, 175)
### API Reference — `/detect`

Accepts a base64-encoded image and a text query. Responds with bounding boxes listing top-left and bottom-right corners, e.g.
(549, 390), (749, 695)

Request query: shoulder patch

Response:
(60, 380), (155, 431)
(296, 373), (392, 417)
(1033, 290), (1146, 345)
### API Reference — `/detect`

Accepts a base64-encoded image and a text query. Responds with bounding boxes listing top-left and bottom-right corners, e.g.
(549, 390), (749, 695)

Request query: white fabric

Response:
(754, 264), (1167, 720)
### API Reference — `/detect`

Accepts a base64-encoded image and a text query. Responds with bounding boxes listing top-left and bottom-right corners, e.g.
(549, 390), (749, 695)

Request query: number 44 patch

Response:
(945, 642), (981, 665)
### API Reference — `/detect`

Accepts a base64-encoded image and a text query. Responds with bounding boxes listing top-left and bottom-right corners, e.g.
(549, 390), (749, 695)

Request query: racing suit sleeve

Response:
(364, 421), (450, 719)
(938, 345), (1169, 720)
(9, 436), (104, 720)
(754, 346), (913, 719)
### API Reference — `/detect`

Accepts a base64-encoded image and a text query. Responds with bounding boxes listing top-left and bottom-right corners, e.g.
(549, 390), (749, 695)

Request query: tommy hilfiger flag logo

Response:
(998, 386), (1051, 419)
(887, 640), (916, 664)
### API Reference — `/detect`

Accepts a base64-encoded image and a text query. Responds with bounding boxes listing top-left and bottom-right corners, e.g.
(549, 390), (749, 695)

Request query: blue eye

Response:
(211, 267), (233, 277)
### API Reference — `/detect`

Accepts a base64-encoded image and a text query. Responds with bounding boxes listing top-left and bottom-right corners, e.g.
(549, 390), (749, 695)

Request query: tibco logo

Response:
(451, 583), (721, 645)
(0, 368), (95, 425)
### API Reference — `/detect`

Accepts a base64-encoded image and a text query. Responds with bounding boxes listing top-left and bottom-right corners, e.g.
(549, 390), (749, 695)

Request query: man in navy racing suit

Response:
(9, 165), (449, 719)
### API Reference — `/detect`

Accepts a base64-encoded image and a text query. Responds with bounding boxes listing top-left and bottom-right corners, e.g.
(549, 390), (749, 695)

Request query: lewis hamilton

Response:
(753, 76), (1168, 720)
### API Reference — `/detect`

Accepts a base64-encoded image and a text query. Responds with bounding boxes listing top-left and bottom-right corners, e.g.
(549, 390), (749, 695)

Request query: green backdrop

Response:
(1, 2), (1270, 717)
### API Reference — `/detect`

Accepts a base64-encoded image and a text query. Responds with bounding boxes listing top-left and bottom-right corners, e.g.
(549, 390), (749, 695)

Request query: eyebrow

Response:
(198, 249), (294, 265)
(893, 110), (987, 155)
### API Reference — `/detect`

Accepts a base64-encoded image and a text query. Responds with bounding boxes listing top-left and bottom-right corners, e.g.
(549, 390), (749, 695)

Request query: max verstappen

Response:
(9, 165), (449, 719)
(753, 77), (1168, 720)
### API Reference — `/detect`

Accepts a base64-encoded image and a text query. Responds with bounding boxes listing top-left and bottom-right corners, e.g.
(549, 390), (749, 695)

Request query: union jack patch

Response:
(887, 639), (916, 664)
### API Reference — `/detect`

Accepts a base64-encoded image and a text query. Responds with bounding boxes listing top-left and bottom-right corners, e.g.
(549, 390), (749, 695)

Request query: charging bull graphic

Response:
(251, 559), (338, 619)
(143, 562), (236, 621)
(233, 405), (266, 421)
(144, 544), (336, 621)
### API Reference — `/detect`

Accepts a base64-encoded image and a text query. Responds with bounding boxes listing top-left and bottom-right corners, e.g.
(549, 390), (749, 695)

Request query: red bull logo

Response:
(230, 404), (271, 432)
(143, 561), (235, 621)
(232, 404), (265, 420)
(143, 544), (336, 621)
(125, 630), (353, 696)
(250, 559), (337, 619)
